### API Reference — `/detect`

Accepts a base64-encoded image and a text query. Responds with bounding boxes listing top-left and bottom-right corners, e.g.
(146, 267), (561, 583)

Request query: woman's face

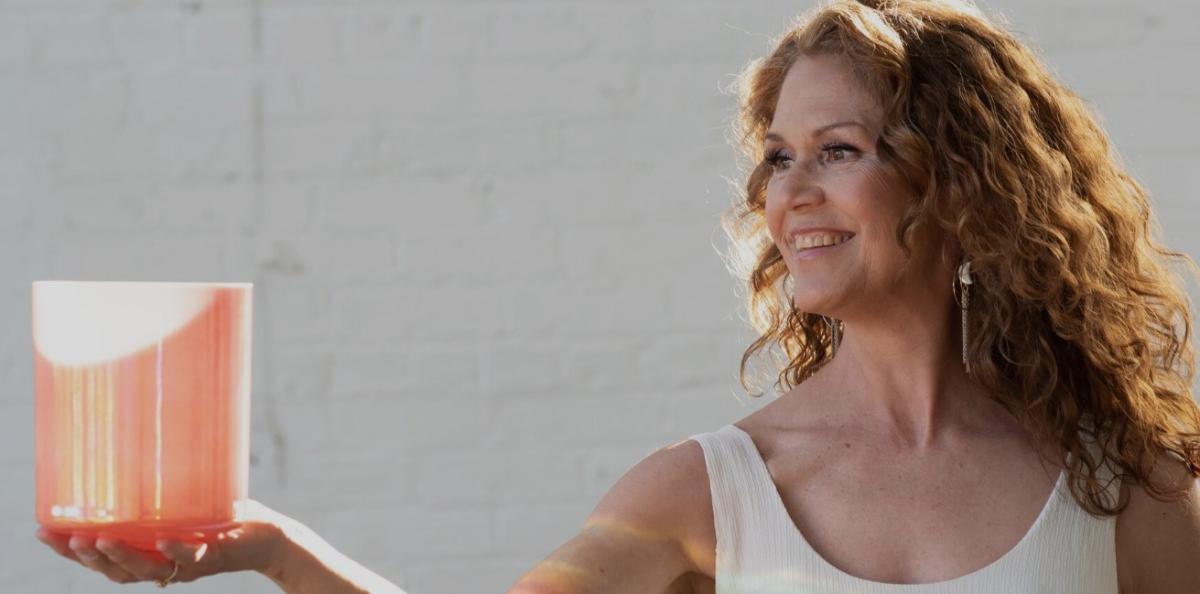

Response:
(764, 53), (936, 320)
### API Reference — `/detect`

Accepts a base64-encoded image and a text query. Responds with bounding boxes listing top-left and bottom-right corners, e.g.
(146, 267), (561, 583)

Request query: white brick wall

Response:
(2, 1), (1197, 592)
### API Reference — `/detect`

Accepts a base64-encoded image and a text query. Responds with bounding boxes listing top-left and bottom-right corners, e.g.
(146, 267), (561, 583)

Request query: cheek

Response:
(853, 187), (915, 268)
(842, 159), (885, 191)
(844, 166), (906, 228)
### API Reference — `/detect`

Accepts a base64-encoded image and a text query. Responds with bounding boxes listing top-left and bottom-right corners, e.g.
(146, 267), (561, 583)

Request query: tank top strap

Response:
(1009, 418), (1122, 592)
(688, 426), (753, 560)
(689, 424), (803, 588)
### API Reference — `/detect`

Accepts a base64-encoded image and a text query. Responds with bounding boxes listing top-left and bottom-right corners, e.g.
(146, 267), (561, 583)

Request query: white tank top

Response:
(688, 424), (1120, 594)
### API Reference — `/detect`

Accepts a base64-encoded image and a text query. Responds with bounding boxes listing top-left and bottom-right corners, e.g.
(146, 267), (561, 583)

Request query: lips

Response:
(788, 234), (853, 260)
(785, 226), (854, 245)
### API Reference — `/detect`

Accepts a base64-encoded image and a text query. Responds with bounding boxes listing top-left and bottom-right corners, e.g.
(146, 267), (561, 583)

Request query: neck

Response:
(807, 287), (1005, 450)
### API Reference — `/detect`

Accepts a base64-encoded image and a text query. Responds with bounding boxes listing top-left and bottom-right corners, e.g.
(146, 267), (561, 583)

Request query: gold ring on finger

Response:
(155, 560), (180, 588)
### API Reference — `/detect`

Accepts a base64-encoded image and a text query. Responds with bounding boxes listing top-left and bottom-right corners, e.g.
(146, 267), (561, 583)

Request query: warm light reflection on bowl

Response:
(33, 281), (253, 555)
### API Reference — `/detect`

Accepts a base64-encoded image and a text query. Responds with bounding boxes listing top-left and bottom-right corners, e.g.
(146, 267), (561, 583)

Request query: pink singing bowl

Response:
(33, 281), (253, 555)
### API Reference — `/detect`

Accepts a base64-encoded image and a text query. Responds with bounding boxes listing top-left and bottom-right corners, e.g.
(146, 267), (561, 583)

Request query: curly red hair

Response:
(721, 0), (1200, 515)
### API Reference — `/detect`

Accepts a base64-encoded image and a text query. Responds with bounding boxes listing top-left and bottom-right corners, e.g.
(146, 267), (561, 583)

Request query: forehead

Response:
(771, 54), (881, 133)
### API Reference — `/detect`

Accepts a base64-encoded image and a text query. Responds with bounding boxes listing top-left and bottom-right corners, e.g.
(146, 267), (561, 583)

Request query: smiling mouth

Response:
(792, 232), (852, 249)
(789, 234), (854, 257)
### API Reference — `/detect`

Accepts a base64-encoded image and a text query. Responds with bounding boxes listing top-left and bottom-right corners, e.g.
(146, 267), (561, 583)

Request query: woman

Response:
(37, 0), (1200, 592)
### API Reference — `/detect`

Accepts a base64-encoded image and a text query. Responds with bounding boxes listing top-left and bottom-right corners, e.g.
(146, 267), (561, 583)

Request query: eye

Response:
(820, 142), (859, 163)
(763, 148), (793, 172)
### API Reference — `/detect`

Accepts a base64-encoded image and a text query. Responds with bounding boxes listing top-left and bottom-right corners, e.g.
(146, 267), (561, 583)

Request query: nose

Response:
(776, 164), (825, 210)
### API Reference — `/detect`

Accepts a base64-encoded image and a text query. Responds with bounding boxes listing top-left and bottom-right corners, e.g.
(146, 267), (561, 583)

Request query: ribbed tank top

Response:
(688, 424), (1120, 594)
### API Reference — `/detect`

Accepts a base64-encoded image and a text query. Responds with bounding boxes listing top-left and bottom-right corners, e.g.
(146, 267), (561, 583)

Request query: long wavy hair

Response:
(721, 0), (1200, 515)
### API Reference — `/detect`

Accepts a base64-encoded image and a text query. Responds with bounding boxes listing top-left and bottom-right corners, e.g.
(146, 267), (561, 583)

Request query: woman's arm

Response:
(261, 514), (408, 594)
(503, 440), (707, 594)
(263, 439), (705, 594)
(39, 439), (705, 594)
(1115, 453), (1200, 593)
(36, 500), (409, 593)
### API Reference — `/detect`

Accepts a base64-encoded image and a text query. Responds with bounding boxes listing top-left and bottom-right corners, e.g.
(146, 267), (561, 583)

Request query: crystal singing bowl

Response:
(33, 281), (253, 555)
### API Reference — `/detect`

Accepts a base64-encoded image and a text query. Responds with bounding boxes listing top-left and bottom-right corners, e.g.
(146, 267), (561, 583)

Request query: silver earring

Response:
(825, 316), (841, 353)
(955, 260), (973, 374)
(789, 275), (840, 355)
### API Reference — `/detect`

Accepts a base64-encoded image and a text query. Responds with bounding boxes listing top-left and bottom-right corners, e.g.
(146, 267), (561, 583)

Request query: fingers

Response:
(36, 528), (203, 585)
(35, 527), (79, 562)
(95, 538), (180, 584)
(157, 540), (209, 583)
(158, 539), (205, 564)
(67, 535), (141, 584)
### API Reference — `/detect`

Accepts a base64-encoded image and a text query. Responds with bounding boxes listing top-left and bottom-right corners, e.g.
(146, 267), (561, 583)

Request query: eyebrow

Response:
(764, 120), (868, 143)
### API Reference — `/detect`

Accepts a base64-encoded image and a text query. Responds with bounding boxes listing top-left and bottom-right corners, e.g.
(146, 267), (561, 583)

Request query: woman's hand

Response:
(34, 499), (290, 586)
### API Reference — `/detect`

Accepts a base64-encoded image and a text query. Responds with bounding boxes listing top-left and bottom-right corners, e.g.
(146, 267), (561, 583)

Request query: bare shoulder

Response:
(585, 437), (715, 576)
(505, 437), (715, 594)
(1115, 452), (1200, 594)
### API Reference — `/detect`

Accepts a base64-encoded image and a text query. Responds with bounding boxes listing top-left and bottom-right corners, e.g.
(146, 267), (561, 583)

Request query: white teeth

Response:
(792, 234), (852, 251)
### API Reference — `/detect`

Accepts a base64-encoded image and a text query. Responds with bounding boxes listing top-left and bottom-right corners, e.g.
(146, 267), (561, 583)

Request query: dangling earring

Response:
(954, 260), (973, 374)
(824, 316), (841, 354)
(787, 273), (840, 355)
